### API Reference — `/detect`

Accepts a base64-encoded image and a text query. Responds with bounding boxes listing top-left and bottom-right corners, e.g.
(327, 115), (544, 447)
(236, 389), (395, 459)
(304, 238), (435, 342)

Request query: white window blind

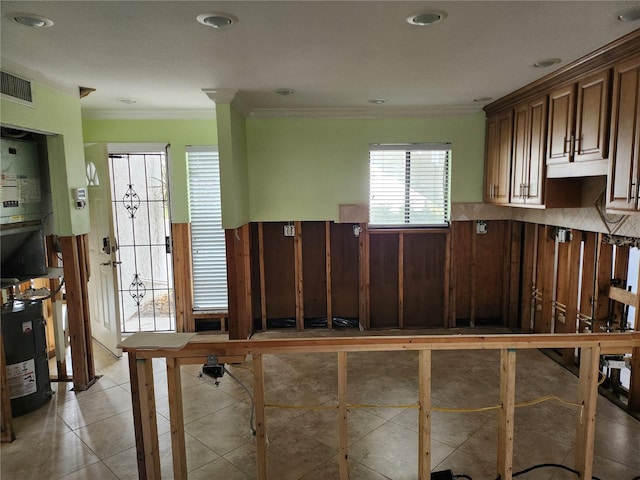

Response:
(369, 143), (451, 227)
(187, 147), (228, 310)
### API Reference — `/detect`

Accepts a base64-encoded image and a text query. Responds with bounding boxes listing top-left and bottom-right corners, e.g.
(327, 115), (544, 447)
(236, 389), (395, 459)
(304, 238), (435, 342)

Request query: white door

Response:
(85, 143), (122, 357)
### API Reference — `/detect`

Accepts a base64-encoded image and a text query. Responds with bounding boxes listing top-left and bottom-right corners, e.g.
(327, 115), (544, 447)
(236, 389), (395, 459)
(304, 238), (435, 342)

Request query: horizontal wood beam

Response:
(608, 286), (639, 307)
(121, 332), (639, 359)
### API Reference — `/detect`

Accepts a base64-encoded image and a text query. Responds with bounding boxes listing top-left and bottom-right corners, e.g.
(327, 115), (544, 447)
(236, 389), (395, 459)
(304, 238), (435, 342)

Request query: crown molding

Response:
(249, 105), (482, 118)
(81, 108), (216, 120)
(202, 88), (251, 117)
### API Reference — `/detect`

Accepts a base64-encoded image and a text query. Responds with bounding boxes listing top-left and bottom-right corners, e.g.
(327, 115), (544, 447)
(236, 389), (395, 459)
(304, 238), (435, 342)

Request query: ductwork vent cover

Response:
(1, 71), (33, 105)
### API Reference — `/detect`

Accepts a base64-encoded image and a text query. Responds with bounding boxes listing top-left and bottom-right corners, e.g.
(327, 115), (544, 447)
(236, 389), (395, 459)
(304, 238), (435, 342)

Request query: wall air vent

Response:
(1, 71), (33, 106)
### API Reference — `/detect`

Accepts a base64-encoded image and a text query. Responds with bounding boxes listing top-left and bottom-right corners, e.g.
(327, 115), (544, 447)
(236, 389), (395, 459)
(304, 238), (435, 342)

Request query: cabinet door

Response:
(525, 96), (548, 205)
(607, 55), (640, 212)
(510, 104), (529, 204)
(485, 112), (512, 204)
(575, 70), (610, 163)
(547, 84), (575, 164)
(485, 116), (499, 202)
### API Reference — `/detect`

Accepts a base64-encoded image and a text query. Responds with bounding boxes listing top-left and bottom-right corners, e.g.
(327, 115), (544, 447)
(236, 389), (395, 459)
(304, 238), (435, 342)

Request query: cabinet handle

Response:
(570, 135), (575, 159)
(564, 137), (570, 155)
(575, 135), (582, 156)
(631, 181), (637, 204)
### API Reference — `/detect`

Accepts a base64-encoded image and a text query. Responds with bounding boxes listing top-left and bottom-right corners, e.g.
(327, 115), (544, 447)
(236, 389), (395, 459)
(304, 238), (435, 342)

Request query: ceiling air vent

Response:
(1, 71), (33, 106)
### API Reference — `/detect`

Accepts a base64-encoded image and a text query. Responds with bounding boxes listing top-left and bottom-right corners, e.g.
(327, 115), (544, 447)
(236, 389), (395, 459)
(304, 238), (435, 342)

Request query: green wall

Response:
(1, 82), (88, 236)
(216, 104), (250, 229)
(82, 119), (217, 223)
(246, 112), (486, 222)
(82, 111), (486, 227)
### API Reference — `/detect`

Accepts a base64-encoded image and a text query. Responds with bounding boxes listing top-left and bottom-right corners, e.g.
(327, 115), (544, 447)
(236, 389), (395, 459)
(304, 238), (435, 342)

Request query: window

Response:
(369, 143), (451, 227)
(187, 147), (228, 310)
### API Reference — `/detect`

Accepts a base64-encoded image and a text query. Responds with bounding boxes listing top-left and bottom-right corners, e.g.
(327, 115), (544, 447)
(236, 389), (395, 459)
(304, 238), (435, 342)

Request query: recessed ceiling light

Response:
(5, 12), (53, 28)
(368, 99), (387, 105)
(617, 7), (640, 22)
(533, 58), (561, 68)
(473, 97), (493, 103)
(274, 88), (295, 96)
(117, 98), (137, 104)
(196, 12), (237, 29)
(407, 10), (447, 26)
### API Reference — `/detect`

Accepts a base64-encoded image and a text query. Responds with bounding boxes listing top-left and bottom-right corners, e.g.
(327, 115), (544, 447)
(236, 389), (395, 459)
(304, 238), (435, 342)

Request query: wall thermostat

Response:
(73, 187), (87, 209)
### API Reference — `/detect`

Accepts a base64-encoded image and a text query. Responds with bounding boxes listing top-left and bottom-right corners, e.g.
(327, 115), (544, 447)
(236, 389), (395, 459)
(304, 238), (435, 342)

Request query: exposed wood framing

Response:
(520, 223), (537, 333)
(593, 235), (613, 332)
(629, 236), (640, 412)
(121, 331), (638, 480)
(507, 223), (522, 328)
(258, 222), (267, 331)
(538, 226), (555, 333)
(631, 348), (640, 411)
(443, 230), (451, 327)
(359, 223), (370, 329)
(130, 354), (161, 479)
(418, 350), (432, 479)
(398, 233), (404, 329)
(580, 232), (598, 331)
(497, 348), (516, 480)
(294, 221), (304, 330)
(612, 244), (630, 325)
(46, 235), (69, 379)
(325, 222), (333, 328)
(0, 333), (14, 443)
(171, 223), (193, 332)
(470, 223), (478, 328)
(575, 345), (601, 480)
(448, 222), (457, 327)
(60, 235), (96, 391)
(166, 358), (187, 480)
(225, 225), (253, 340)
(253, 354), (268, 480)
(338, 352), (348, 479)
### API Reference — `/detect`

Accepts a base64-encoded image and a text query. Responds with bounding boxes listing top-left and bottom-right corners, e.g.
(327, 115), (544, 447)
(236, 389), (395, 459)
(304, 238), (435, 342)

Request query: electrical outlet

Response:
(284, 224), (295, 237)
(476, 220), (487, 235)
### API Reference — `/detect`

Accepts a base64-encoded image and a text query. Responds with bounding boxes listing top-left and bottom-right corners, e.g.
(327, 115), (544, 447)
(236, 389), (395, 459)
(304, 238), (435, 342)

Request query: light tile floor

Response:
(2, 339), (639, 480)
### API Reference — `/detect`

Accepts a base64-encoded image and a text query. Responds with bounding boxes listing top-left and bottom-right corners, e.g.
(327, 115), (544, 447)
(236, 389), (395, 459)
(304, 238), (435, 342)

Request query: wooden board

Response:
(475, 221), (507, 323)
(452, 222), (473, 324)
(262, 222), (296, 321)
(520, 223), (537, 333)
(507, 222), (523, 330)
(330, 223), (359, 320)
(580, 232), (598, 329)
(369, 233), (399, 328)
(170, 223), (193, 332)
(118, 332), (196, 350)
(302, 222), (327, 319)
(249, 223), (263, 328)
(402, 233), (446, 328)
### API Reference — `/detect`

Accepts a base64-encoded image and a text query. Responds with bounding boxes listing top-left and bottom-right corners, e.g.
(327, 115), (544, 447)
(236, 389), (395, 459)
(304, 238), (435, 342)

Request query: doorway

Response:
(108, 148), (175, 333)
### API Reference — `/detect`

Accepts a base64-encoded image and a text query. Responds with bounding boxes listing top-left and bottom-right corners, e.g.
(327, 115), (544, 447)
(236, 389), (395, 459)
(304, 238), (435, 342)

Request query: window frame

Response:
(368, 143), (451, 229)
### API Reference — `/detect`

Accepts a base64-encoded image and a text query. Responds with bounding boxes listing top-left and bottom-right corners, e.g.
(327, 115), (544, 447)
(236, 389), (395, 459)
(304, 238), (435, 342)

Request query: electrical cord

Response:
(493, 463), (604, 480)
(223, 365), (256, 436)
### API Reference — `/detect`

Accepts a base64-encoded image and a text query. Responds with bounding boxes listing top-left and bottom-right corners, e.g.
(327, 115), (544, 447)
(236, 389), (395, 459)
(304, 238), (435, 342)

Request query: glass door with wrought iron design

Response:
(108, 152), (175, 333)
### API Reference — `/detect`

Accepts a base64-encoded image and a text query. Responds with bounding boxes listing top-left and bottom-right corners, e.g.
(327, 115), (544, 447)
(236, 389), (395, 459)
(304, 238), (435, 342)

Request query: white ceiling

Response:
(1, 1), (640, 119)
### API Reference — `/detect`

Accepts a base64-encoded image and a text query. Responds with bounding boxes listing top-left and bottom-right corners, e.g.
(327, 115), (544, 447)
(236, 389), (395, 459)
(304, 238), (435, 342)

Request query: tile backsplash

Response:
(452, 202), (640, 238)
